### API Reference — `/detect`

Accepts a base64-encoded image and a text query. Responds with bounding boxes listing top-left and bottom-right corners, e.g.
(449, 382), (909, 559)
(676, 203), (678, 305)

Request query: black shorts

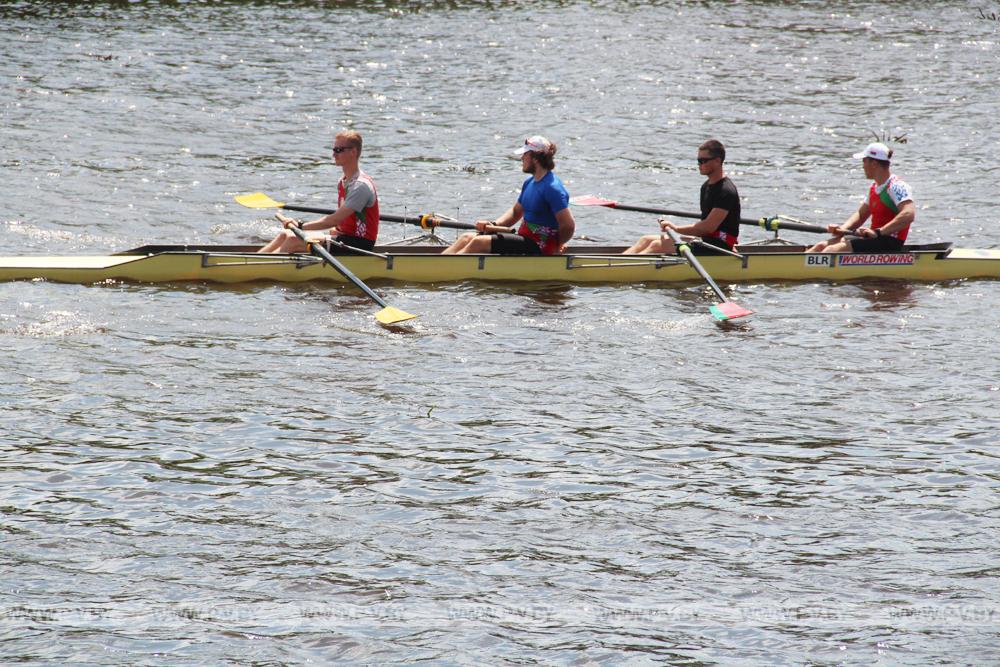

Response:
(489, 232), (543, 256)
(323, 235), (376, 255)
(689, 237), (732, 255)
(849, 235), (905, 254)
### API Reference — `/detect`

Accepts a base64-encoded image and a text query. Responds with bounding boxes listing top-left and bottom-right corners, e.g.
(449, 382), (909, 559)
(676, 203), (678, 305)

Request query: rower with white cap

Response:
(442, 135), (576, 255)
(807, 142), (916, 254)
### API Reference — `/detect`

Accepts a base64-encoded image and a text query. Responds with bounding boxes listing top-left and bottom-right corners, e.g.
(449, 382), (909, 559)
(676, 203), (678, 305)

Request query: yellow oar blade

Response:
(234, 192), (284, 209)
(375, 306), (417, 325)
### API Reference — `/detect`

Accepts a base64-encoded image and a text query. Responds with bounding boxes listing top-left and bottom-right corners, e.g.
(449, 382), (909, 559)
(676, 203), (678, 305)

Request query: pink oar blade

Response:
(710, 301), (754, 321)
(569, 194), (619, 208)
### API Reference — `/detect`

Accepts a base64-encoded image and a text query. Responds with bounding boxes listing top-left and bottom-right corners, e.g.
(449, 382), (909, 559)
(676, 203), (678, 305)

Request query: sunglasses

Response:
(697, 156), (719, 165)
(332, 146), (354, 154)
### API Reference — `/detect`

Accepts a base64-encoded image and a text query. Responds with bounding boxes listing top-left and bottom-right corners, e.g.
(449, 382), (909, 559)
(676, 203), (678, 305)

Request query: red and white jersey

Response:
(337, 170), (379, 242)
(868, 174), (913, 242)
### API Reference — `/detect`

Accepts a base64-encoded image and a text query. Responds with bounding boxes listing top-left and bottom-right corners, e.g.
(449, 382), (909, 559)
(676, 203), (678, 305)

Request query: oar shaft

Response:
(664, 226), (753, 321)
(581, 196), (855, 236)
(603, 201), (760, 226)
(664, 228), (728, 303)
(279, 203), (337, 216)
(379, 213), (476, 231)
(279, 204), (476, 231)
(289, 225), (389, 309)
(759, 216), (858, 237)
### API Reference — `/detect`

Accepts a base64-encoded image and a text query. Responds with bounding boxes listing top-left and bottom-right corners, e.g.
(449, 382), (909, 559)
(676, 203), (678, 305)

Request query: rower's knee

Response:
(443, 232), (476, 254)
(461, 235), (493, 254)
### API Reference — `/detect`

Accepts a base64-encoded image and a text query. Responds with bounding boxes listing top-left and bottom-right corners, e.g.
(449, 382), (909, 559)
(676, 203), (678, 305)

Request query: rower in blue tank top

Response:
(443, 135), (575, 256)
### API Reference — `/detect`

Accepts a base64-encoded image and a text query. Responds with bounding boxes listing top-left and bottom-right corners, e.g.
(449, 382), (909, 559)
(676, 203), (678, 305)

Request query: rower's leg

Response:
(806, 238), (830, 253)
(258, 229), (295, 254)
(456, 234), (494, 254)
(276, 232), (310, 254)
(623, 234), (659, 254)
(820, 238), (852, 254)
(442, 232), (477, 254)
(637, 236), (675, 255)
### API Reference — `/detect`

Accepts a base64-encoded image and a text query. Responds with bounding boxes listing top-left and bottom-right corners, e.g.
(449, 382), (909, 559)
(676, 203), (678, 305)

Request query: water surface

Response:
(2, 2), (999, 664)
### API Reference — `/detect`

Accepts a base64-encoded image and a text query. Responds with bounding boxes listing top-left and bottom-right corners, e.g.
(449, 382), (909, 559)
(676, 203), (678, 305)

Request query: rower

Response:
(806, 142), (915, 254)
(258, 130), (379, 255)
(623, 139), (741, 255)
(441, 135), (576, 256)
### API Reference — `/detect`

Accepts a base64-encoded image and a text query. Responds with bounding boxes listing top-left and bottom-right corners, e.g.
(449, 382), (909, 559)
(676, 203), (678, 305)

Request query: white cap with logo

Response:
(853, 142), (892, 161)
(515, 135), (553, 156)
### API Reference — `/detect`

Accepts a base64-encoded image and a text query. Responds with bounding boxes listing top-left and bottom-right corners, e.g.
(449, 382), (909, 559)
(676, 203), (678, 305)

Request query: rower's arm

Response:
(476, 203), (523, 234)
(494, 203), (523, 228)
(299, 205), (355, 232)
(555, 207), (576, 245)
(672, 207), (728, 236)
(828, 201), (870, 235)
(877, 200), (915, 237)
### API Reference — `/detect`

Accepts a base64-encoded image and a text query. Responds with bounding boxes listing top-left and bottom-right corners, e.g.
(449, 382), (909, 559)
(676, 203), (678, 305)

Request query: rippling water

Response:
(3, 2), (1000, 664)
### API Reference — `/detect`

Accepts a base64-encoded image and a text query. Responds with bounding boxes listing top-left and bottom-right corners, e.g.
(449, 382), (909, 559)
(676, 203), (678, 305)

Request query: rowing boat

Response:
(1, 242), (998, 284)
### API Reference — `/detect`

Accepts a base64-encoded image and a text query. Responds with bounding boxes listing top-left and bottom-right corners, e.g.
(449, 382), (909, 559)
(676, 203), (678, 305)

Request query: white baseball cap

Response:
(515, 135), (552, 155)
(853, 142), (892, 161)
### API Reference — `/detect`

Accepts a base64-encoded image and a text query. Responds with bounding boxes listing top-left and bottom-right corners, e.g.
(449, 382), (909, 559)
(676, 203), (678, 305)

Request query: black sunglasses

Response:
(332, 146), (354, 154)
(697, 156), (719, 165)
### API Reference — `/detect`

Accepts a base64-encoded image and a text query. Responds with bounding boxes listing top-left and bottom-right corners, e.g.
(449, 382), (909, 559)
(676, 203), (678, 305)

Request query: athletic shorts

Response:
(849, 235), (905, 254)
(489, 232), (543, 256)
(323, 235), (376, 255)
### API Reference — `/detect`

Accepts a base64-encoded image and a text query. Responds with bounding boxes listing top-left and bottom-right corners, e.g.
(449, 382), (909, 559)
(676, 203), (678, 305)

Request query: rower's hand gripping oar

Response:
(280, 220), (416, 325)
(571, 195), (859, 237)
(663, 227), (753, 322)
(236, 192), (476, 232)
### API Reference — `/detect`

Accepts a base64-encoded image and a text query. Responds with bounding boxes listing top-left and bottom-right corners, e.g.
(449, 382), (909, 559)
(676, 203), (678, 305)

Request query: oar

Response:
(287, 223), (416, 326)
(236, 192), (476, 231)
(663, 227), (753, 322)
(571, 194), (857, 236)
(762, 214), (860, 237)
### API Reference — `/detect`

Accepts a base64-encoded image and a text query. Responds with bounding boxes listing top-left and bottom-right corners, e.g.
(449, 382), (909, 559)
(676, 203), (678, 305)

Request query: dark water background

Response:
(2, 1), (999, 664)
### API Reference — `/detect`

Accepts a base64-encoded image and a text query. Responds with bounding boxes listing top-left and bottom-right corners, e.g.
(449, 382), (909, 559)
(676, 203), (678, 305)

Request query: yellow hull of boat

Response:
(1, 244), (999, 285)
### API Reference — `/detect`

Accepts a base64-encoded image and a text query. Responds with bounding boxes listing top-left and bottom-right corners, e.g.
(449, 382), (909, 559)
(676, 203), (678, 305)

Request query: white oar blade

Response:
(234, 192), (284, 209)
